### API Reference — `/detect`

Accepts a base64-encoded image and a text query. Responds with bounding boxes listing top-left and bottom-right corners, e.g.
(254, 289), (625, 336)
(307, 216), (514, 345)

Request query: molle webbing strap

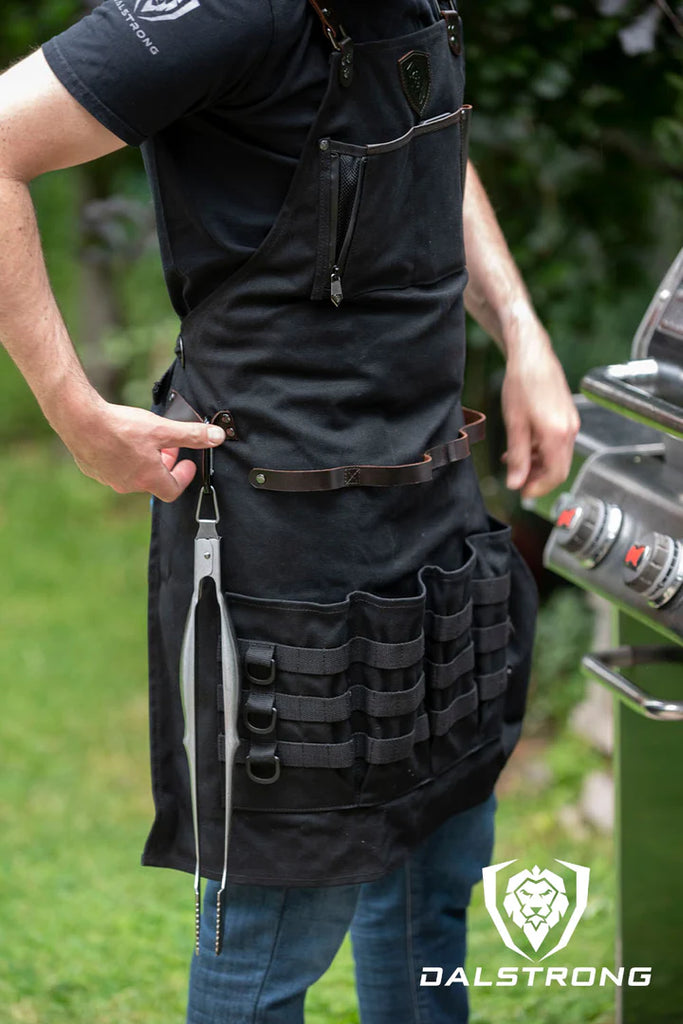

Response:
(425, 599), (473, 643)
(477, 667), (509, 701)
(222, 676), (483, 768)
(261, 674), (425, 724)
(471, 573), (511, 606)
(236, 633), (425, 675)
(225, 714), (431, 768)
(426, 642), (476, 689)
(429, 684), (478, 736)
(473, 620), (511, 654)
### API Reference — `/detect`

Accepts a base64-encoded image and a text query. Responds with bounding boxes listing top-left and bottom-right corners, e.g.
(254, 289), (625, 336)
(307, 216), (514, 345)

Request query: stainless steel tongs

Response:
(180, 472), (241, 956)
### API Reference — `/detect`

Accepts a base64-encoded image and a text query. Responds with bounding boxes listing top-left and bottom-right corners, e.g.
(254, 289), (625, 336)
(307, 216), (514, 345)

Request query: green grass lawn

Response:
(0, 446), (614, 1023)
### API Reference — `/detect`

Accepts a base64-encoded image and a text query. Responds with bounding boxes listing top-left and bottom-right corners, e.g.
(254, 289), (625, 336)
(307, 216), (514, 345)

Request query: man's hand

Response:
(499, 312), (579, 500)
(0, 50), (224, 504)
(53, 396), (226, 502)
(462, 162), (579, 498)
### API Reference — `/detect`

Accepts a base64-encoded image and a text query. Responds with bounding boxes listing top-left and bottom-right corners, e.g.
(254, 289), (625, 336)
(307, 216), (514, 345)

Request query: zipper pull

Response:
(330, 266), (344, 307)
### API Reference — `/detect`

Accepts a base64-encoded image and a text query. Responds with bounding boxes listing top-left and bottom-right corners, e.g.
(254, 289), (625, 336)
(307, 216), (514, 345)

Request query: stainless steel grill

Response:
(532, 248), (683, 1024)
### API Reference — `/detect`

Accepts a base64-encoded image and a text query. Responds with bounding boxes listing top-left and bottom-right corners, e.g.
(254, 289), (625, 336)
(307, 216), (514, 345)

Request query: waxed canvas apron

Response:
(143, 3), (538, 888)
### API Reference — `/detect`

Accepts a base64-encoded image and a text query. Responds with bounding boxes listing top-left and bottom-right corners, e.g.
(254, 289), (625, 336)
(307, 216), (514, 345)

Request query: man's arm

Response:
(463, 161), (580, 499)
(0, 51), (225, 501)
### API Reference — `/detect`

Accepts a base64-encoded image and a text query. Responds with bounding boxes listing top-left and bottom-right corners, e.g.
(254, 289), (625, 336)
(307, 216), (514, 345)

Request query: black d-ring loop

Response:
(245, 655), (276, 686)
(246, 753), (281, 785)
(244, 705), (278, 736)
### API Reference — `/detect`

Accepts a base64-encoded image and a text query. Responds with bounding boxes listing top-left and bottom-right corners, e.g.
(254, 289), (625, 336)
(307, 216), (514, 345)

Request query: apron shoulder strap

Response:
(306, 0), (343, 47)
(306, 0), (355, 86)
(440, 1), (464, 55)
(307, 2), (462, 64)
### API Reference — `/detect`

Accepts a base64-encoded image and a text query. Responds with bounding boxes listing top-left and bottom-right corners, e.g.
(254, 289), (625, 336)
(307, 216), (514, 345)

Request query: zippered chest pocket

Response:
(312, 106), (471, 306)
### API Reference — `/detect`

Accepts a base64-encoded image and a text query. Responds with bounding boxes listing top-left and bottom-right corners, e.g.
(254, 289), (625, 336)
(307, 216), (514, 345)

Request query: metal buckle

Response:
(246, 753), (281, 785)
(195, 484), (220, 524)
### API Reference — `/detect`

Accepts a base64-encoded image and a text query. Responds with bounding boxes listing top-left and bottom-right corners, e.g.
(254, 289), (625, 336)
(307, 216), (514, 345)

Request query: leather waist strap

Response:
(249, 408), (486, 492)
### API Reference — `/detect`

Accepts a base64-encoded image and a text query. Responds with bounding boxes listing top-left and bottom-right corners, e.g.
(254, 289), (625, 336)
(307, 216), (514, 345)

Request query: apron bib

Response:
(143, 1), (538, 889)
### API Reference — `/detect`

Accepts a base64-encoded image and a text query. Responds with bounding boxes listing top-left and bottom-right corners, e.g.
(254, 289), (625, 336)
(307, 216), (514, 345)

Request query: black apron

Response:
(143, 1), (538, 889)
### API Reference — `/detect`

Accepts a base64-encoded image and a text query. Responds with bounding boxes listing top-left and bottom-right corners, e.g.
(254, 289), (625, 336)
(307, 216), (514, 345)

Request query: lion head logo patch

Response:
(398, 50), (431, 117)
(482, 859), (591, 961)
(133, 0), (200, 21)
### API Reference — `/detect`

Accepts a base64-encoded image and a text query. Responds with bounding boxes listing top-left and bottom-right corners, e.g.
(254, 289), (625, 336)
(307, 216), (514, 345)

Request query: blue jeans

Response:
(187, 794), (495, 1024)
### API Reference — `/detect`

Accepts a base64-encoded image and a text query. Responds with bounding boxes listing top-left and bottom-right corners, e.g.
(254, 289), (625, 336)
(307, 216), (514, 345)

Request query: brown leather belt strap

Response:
(249, 408), (486, 492)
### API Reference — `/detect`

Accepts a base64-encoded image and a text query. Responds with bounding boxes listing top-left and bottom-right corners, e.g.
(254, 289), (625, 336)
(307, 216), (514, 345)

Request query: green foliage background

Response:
(460, 0), (682, 389)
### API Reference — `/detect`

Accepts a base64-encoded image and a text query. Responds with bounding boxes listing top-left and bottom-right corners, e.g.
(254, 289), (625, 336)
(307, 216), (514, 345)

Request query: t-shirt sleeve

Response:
(42, 0), (274, 146)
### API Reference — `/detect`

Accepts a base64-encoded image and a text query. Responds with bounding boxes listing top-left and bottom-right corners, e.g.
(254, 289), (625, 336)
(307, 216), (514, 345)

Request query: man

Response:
(0, 1), (579, 1021)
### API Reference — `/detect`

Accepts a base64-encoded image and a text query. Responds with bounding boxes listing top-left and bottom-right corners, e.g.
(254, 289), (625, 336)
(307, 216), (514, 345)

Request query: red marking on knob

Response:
(556, 508), (577, 529)
(625, 544), (647, 570)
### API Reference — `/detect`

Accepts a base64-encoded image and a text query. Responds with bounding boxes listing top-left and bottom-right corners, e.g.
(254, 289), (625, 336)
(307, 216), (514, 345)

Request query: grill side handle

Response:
(581, 359), (683, 441)
(582, 646), (683, 721)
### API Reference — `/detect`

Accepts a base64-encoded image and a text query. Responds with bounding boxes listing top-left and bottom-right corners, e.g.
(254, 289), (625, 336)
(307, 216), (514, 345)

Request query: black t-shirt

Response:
(43, 0), (440, 316)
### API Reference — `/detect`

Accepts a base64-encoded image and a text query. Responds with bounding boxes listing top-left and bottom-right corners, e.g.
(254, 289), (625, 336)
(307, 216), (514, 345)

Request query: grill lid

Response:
(633, 246), (683, 361)
(581, 248), (683, 441)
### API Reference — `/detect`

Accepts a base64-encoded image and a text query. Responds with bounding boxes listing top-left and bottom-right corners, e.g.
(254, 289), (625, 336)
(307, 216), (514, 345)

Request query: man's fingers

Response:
(148, 459), (198, 503)
(521, 420), (576, 499)
(169, 458), (198, 496)
(522, 458), (572, 499)
(504, 415), (532, 491)
(155, 418), (225, 450)
(161, 447), (180, 471)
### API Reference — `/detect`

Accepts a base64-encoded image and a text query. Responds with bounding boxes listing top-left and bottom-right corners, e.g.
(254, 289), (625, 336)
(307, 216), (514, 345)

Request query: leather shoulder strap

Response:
(306, 0), (345, 49)
(306, 0), (355, 86)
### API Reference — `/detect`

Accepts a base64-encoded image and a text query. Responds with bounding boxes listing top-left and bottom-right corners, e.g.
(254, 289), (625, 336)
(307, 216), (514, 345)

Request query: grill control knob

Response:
(553, 495), (623, 568)
(623, 532), (683, 607)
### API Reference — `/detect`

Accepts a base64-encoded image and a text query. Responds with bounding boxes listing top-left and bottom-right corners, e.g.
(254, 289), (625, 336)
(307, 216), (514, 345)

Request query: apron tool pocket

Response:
(423, 516), (513, 774)
(215, 516), (514, 812)
(312, 106), (472, 306)
(219, 587), (428, 813)
(422, 553), (479, 777)
(468, 519), (513, 743)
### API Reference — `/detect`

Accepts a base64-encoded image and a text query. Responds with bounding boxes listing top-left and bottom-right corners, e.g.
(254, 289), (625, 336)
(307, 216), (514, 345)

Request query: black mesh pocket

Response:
(337, 154), (365, 256)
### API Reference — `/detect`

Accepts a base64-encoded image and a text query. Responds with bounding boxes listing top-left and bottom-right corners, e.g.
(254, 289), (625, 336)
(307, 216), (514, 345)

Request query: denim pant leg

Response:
(186, 879), (360, 1024)
(350, 794), (496, 1024)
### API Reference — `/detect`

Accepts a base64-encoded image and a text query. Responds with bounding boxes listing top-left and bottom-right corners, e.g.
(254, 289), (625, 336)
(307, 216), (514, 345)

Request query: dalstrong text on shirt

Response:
(112, 1), (160, 54)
